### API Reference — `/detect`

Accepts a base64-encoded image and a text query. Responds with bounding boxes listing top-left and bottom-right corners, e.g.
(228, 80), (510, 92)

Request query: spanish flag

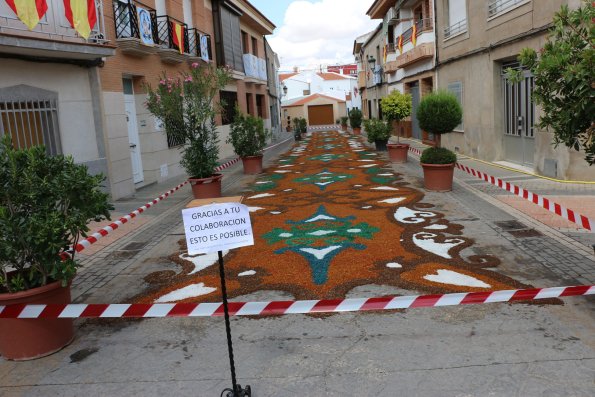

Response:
(383, 44), (387, 64)
(398, 35), (403, 55)
(171, 22), (185, 54)
(412, 23), (417, 47)
(64, 0), (97, 40)
(5, 0), (48, 30)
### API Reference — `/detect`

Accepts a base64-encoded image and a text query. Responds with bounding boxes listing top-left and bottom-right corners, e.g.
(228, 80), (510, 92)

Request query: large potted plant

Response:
(0, 137), (112, 360)
(364, 118), (392, 151)
(293, 117), (307, 141)
(348, 108), (363, 135)
(381, 90), (412, 163)
(227, 108), (270, 174)
(416, 90), (463, 191)
(145, 62), (232, 199)
(340, 116), (348, 131)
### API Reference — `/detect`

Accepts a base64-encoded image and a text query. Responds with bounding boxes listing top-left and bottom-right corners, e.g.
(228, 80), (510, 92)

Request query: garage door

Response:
(308, 104), (334, 126)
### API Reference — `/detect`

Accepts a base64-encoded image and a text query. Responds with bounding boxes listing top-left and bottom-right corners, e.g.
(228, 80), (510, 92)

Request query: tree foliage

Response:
(363, 118), (392, 143)
(145, 63), (232, 178)
(416, 90), (462, 139)
(506, 2), (594, 165)
(227, 108), (269, 157)
(348, 108), (363, 128)
(0, 136), (112, 293)
(381, 90), (412, 122)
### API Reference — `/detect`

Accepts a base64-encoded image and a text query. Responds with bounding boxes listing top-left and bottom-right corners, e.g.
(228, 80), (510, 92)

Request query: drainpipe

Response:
(433, 0), (439, 89)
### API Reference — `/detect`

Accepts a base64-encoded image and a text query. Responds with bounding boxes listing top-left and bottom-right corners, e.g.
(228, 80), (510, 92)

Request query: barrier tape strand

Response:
(1, 286), (592, 319)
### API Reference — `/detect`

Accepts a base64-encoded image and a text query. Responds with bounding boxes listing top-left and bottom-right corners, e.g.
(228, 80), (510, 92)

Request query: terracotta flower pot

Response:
(189, 173), (223, 199)
(241, 155), (264, 175)
(374, 139), (388, 151)
(352, 127), (361, 135)
(341, 124), (347, 131)
(421, 163), (455, 192)
(0, 281), (74, 360)
(387, 143), (409, 163)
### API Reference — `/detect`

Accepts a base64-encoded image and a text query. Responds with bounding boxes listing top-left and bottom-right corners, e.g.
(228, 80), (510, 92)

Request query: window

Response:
(246, 93), (253, 115)
(220, 91), (238, 125)
(444, 0), (467, 39)
(488, 0), (527, 18)
(212, 2), (244, 72)
(447, 82), (464, 131)
(256, 95), (265, 118)
(251, 36), (258, 57)
(0, 86), (61, 155)
(241, 31), (249, 54)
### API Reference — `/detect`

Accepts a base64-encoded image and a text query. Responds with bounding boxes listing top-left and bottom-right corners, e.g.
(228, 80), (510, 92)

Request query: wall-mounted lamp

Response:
(282, 84), (288, 96)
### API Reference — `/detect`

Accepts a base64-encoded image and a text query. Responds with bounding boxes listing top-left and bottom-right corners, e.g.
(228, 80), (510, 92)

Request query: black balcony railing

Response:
(113, 0), (158, 43)
(156, 15), (189, 53)
(187, 28), (212, 60)
(400, 18), (433, 46)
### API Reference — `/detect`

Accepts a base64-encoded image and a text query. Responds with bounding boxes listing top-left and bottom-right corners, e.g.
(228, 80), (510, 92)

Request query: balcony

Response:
(488, 0), (526, 18)
(444, 18), (467, 40)
(113, 0), (158, 56)
(0, 0), (114, 62)
(242, 53), (267, 84)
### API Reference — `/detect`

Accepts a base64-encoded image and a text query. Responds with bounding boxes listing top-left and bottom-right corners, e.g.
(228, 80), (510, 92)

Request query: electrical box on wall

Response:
(160, 164), (168, 178)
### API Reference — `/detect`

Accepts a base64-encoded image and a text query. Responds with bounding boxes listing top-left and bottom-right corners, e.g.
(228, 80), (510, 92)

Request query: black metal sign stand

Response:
(218, 250), (251, 397)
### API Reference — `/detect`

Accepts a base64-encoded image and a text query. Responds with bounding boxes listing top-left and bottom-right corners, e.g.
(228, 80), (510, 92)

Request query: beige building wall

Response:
(0, 59), (108, 177)
(436, 0), (592, 180)
(282, 97), (346, 126)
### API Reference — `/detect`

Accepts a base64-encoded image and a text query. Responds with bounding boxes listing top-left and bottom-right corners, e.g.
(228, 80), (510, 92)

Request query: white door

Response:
(123, 79), (144, 183)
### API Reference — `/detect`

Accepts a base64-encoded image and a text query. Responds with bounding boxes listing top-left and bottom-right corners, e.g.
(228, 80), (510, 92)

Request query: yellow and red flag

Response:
(398, 35), (403, 54)
(63, 0), (97, 40)
(5, 0), (48, 30)
(412, 23), (418, 47)
(171, 22), (185, 54)
(383, 44), (387, 64)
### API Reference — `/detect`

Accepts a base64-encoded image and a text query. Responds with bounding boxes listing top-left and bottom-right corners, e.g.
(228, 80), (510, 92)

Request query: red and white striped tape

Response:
(1, 286), (592, 319)
(74, 180), (189, 253)
(406, 146), (594, 231)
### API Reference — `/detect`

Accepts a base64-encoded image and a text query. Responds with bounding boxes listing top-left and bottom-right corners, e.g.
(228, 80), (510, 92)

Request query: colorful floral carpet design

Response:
(138, 131), (531, 304)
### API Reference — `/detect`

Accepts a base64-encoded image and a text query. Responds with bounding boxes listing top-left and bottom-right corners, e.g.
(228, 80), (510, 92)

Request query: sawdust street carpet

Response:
(138, 131), (530, 304)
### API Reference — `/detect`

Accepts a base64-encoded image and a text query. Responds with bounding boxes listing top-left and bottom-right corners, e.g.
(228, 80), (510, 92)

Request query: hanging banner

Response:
(136, 6), (154, 46)
(171, 21), (185, 54)
(398, 35), (403, 54)
(199, 34), (210, 61)
(64, 0), (97, 40)
(5, 0), (48, 30)
(412, 24), (417, 47)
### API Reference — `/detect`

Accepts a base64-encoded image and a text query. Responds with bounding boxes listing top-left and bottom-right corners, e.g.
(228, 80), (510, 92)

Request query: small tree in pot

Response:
(364, 118), (392, 151)
(227, 108), (270, 174)
(340, 116), (348, 131)
(0, 136), (112, 360)
(381, 90), (412, 163)
(348, 108), (363, 134)
(145, 62), (232, 199)
(416, 90), (462, 191)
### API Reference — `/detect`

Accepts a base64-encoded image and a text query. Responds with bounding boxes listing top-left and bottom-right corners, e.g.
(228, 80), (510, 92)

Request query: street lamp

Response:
(282, 84), (288, 97)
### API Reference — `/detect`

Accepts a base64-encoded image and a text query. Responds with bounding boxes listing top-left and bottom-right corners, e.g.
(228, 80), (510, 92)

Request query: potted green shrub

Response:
(145, 62), (232, 199)
(227, 108), (270, 174)
(381, 90), (412, 163)
(292, 117), (302, 141)
(416, 90), (462, 191)
(348, 108), (363, 135)
(340, 116), (348, 131)
(365, 118), (392, 151)
(0, 136), (112, 360)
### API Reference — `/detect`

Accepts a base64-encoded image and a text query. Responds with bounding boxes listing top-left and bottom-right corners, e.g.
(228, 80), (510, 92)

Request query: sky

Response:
(249, 0), (379, 72)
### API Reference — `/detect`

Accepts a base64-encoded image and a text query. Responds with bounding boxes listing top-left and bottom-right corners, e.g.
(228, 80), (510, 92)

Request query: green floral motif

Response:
(262, 205), (379, 284)
(308, 153), (346, 163)
(253, 174), (284, 192)
(278, 157), (296, 165)
(294, 170), (354, 191)
(316, 144), (340, 150)
(364, 166), (396, 184)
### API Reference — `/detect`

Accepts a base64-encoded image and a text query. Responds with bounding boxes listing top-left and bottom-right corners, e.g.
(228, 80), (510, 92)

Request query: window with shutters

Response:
(212, 1), (244, 72)
(447, 81), (464, 131)
(0, 85), (61, 155)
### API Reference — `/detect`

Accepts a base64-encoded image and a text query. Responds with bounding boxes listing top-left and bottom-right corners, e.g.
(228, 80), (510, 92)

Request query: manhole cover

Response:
(122, 241), (148, 251)
(494, 220), (527, 230)
(508, 229), (542, 238)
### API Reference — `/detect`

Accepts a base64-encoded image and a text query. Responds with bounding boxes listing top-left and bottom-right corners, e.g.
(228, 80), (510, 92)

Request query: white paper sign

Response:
(182, 203), (254, 254)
